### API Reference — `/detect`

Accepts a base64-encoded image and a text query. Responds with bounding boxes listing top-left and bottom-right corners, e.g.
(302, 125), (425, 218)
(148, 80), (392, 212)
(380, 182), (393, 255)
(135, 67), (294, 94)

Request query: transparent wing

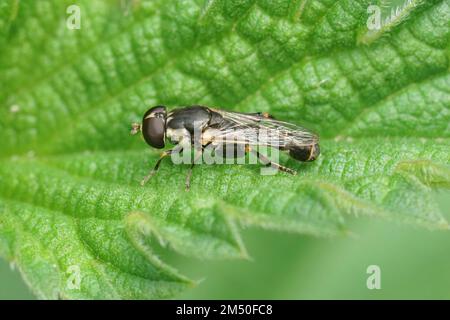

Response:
(208, 108), (319, 148)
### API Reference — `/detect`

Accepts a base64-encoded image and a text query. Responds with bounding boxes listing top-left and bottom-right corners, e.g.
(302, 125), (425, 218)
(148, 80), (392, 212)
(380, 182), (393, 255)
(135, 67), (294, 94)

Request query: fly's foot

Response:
(266, 162), (297, 175)
(140, 171), (156, 186)
(277, 165), (297, 175)
(185, 167), (194, 191)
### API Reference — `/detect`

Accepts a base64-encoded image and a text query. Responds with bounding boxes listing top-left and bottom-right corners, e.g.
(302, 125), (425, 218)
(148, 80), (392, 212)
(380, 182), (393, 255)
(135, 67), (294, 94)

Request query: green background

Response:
(1, 190), (449, 299)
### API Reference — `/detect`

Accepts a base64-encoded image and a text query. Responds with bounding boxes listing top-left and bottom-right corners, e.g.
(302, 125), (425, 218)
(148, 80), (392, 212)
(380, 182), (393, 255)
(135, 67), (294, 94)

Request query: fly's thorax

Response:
(166, 106), (211, 134)
(208, 109), (224, 127)
(288, 143), (320, 162)
(165, 127), (190, 145)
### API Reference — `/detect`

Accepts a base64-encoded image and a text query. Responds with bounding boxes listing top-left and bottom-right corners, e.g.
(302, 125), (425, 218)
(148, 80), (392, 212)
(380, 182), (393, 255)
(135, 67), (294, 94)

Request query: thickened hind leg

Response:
(253, 150), (297, 175)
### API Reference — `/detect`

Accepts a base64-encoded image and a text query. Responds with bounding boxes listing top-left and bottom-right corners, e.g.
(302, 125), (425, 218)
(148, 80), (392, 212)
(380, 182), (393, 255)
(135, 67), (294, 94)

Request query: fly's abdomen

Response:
(288, 143), (320, 162)
(212, 144), (247, 159)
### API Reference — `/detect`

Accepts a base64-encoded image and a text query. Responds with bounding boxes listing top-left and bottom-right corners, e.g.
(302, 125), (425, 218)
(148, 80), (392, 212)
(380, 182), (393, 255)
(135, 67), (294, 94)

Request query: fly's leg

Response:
(141, 149), (173, 186)
(185, 147), (204, 191)
(185, 142), (212, 191)
(253, 150), (297, 175)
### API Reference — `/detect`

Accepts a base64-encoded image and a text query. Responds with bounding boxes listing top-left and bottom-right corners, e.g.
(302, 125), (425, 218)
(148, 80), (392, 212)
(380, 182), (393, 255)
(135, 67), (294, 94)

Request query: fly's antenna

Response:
(130, 122), (141, 135)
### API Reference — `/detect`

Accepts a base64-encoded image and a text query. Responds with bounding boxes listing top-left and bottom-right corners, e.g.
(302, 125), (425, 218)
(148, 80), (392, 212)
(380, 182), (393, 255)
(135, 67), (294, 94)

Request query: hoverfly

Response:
(131, 105), (320, 190)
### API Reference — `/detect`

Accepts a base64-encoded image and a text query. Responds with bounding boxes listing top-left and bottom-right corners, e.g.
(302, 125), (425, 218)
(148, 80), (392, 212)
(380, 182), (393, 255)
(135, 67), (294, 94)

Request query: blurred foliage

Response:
(1, 190), (449, 299)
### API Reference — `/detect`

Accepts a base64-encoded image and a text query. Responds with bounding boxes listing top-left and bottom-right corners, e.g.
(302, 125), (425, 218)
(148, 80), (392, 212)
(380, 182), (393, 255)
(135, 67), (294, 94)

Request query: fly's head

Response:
(131, 105), (167, 149)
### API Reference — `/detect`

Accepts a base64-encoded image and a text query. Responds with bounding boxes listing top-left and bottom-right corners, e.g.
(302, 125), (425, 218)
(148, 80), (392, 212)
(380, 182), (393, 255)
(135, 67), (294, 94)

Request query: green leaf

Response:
(0, 0), (449, 299)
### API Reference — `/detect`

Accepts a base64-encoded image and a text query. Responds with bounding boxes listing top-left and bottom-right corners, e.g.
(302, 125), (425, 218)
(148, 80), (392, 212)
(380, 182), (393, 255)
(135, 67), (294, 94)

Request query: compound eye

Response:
(142, 106), (166, 149)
